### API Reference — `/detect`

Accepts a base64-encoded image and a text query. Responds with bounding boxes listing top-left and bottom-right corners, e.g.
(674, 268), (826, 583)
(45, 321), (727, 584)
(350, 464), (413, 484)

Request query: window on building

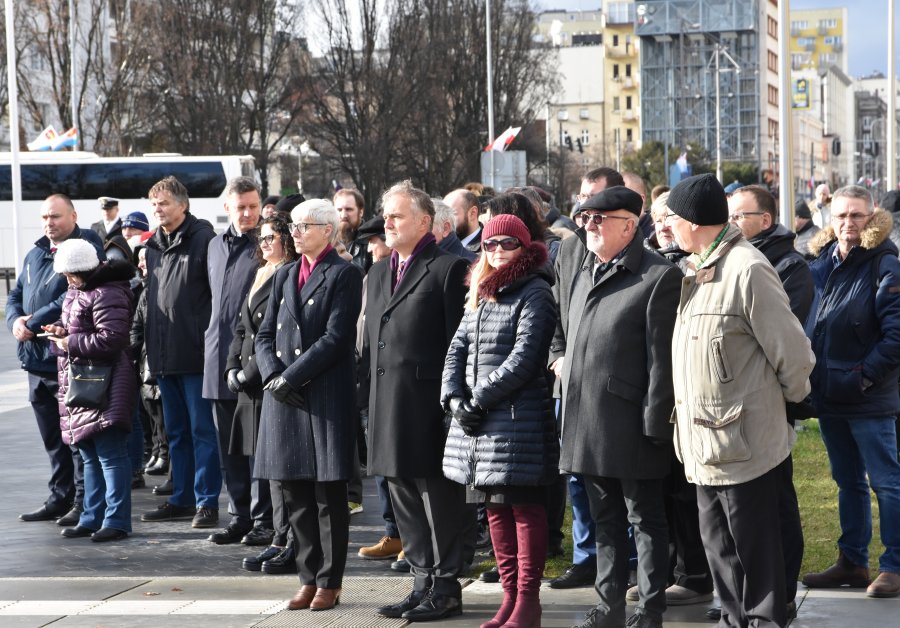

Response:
(768, 50), (778, 73)
(819, 18), (837, 29)
(626, 96), (633, 110)
(626, 128), (633, 142)
(625, 63), (632, 77)
(768, 84), (778, 106)
(791, 20), (808, 30)
(606, 2), (634, 24)
(613, 96), (620, 112)
(572, 33), (602, 46)
(29, 46), (45, 71)
(768, 118), (779, 138)
(613, 64), (620, 79)
(791, 53), (808, 68)
(768, 16), (778, 39)
(819, 53), (836, 66)
(613, 34), (619, 47)
(797, 37), (816, 47)
(581, 129), (590, 145)
(579, 108), (590, 119)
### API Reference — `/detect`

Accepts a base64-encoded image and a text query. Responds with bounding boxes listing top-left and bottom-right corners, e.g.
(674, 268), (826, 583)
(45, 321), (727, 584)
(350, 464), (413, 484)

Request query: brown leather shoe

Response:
(310, 587), (341, 611)
(867, 571), (900, 598)
(802, 552), (870, 588)
(358, 535), (402, 559)
(287, 585), (317, 610)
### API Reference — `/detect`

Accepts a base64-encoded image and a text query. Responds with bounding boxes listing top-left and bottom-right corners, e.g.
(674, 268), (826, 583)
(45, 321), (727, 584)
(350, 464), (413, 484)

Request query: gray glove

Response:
(264, 376), (305, 408)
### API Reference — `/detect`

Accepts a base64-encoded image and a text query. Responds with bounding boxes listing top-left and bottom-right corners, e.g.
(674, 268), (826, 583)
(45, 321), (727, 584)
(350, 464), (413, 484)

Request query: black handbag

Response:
(65, 362), (113, 409)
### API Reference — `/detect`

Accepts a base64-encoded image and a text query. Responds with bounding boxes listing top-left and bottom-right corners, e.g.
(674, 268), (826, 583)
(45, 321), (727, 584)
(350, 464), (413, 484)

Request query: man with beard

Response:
(444, 188), (483, 254)
(334, 189), (372, 272)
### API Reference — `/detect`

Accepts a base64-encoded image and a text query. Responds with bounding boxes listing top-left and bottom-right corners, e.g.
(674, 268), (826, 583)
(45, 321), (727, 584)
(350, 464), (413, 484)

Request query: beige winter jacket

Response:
(671, 225), (815, 486)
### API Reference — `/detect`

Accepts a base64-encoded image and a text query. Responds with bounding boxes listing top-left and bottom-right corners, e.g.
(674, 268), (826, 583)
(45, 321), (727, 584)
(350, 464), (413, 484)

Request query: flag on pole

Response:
(484, 126), (522, 152)
(27, 126), (58, 151)
(50, 127), (78, 151)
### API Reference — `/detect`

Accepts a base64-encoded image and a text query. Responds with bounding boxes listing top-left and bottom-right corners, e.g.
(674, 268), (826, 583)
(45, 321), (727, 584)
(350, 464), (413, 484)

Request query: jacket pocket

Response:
(823, 359), (863, 401)
(709, 336), (733, 383)
(607, 375), (643, 405)
(689, 401), (751, 465)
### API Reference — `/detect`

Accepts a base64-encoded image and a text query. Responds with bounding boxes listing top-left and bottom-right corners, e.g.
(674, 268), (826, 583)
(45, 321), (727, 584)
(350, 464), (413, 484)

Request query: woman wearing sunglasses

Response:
(225, 215), (298, 574)
(442, 213), (559, 628)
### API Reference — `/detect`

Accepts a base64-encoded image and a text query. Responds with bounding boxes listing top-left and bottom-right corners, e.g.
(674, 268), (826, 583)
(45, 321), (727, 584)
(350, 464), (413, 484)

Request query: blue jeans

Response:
(819, 416), (900, 572)
(569, 474), (597, 565)
(157, 374), (222, 509)
(78, 427), (132, 532)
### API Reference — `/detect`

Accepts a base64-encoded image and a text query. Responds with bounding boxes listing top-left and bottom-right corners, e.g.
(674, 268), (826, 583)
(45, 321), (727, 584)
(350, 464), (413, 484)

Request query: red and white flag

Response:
(484, 126), (522, 152)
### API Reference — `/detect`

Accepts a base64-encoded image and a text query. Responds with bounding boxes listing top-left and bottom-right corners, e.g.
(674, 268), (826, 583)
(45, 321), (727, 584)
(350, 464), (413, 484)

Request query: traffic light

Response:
(832, 137), (841, 156)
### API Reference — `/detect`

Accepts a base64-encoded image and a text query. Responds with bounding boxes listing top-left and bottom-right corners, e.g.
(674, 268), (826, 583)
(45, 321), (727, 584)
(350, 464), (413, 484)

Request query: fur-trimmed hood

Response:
(473, 241), (549, 301)
(808, 208), (893, 257)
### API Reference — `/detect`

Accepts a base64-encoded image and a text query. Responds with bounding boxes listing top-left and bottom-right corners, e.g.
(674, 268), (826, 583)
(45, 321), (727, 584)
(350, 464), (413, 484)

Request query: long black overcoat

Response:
(365, 241), (469, 478)
(558, 232), (681, 479)
(253, 249), (363, 481)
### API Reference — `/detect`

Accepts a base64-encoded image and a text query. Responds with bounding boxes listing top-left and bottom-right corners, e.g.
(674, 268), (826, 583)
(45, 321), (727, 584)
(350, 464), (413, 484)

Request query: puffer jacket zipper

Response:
(468, 302), (485, 489)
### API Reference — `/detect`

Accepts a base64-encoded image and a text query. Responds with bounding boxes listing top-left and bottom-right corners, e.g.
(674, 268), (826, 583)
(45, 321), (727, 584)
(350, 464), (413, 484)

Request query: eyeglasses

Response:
(288, 222), (325, 233)
(832, 212), (873, 223)
(580, 212), (631, 227)
(259, 234), (277, 245)
(729, 211), (764, 221)
(482, 237), (522, 252)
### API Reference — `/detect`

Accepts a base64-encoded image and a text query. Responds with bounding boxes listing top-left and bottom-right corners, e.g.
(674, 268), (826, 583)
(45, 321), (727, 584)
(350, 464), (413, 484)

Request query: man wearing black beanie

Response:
(666, 173), (815, 628)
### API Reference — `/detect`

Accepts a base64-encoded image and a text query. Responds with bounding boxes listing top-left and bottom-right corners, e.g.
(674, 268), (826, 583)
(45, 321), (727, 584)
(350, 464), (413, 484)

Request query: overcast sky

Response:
(540, 0), (896, 78)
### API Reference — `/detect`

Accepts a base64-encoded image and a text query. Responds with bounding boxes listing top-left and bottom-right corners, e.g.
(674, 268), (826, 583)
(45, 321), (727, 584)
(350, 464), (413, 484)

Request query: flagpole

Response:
(5, 0), (23, 274)
(68, 0), (78, 150)
(888, 0), (896, 191)
(485, 0), (495, 188)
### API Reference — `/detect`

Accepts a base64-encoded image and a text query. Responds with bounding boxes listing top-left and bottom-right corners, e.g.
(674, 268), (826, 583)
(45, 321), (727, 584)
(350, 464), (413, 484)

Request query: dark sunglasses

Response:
(482, 237), (522, 252)
(580, 212), (630, 227)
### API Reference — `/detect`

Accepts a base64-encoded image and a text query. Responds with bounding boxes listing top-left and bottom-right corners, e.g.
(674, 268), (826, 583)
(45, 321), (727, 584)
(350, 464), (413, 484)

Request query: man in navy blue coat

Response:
(7, 194), (104, 523)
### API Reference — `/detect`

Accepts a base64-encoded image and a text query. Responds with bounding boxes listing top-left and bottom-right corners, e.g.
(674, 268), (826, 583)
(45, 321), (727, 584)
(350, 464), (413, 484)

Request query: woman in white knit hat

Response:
(42, 239), (137, 542)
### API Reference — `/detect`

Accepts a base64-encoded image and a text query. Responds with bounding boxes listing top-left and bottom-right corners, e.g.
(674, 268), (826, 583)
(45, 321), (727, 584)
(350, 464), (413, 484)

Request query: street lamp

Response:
(709, 42), (741, 183)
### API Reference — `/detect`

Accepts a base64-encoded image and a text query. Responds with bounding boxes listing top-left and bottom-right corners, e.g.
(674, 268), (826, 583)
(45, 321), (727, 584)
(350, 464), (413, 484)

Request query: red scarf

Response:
(298, 245), (333, 291)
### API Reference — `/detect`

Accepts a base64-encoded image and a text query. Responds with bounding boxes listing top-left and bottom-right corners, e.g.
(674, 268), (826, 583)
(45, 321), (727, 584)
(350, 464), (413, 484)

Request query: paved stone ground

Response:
(1, 326), (899, 626)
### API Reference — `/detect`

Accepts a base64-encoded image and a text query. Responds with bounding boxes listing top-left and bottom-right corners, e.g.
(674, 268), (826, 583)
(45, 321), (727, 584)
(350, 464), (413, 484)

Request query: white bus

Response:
(0, 152), (257, 269)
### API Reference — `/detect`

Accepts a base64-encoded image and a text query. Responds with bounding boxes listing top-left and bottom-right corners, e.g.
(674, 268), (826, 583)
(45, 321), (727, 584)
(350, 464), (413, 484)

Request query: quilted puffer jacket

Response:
(54, 260), (137, 445)
(441, 242), (559, 487)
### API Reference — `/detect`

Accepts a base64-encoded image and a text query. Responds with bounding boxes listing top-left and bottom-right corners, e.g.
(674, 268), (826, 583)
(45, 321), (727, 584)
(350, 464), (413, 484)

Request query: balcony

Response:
(622, 76), (637, 89)
(623, 109), (639, 122)
(606, 44), (635, 58)
(833, 42), (843, 53)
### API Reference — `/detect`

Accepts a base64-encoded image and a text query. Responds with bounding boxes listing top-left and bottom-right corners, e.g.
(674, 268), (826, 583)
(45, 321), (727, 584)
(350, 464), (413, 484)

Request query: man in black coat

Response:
(727, 184), (813, 617)
(7, 194), (104, 523)
(560, 187), (681, 628)
(444, 188), (483, 254)
(139, 177), (221, 529)
(334, 188), (372, 273)
(548, 166), (625, 590)
(367, 181), (470, 622)
(202, 177), (274, 548)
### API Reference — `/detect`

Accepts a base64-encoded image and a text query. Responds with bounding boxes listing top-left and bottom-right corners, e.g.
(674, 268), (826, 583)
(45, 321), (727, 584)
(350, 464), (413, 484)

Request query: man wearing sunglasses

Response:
(559, 186), (682, 628)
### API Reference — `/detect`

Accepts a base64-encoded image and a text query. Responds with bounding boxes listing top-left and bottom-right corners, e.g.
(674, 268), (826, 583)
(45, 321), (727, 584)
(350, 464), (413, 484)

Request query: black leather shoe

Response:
(141, 502), (195, 522)
(548, 562), (597, 589)
(208, 522), (252, 544)
(401, 592), (463, 622)
(146, 457), (169, 476)
(56, 503), (83, 527)
(242, 526), (275, 546)
(243, 545), (283, 572)
(61, 525), (96, 538)
(20, 502), (70, 522)
(91, 527), (128, 542)
(376, 589), (428, 618)
(131, 471), (146, 489)
(705, 606), (721, 621)
(152, 480), (174, 496)
(262, 545), (297, 574)
(479, 566), (500, 583)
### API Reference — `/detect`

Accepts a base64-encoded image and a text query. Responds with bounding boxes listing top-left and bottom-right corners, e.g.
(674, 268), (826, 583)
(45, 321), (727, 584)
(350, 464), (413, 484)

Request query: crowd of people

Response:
(6, 164), (900, 628)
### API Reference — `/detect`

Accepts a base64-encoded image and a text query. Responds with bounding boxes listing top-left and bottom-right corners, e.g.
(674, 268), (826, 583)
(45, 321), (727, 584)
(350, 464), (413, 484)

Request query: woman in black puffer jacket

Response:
(442, 212), (559, 628)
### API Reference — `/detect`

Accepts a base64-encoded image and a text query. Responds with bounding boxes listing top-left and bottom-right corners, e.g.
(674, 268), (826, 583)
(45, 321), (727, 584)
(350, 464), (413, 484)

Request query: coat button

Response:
(257, 312), (262, 318)
(378, 341), (385, 349)
(376, 367), (385, 376)
(294, 348), (301, 356)
(280, 298), (284, 304)
(308, 299), (314, 305)
(250, 334), (255, 340)
(382, 315), (390, 323)
(277, 323), (282, 329)
(296, 324), (300, 330)
(276, 351), (282, 357)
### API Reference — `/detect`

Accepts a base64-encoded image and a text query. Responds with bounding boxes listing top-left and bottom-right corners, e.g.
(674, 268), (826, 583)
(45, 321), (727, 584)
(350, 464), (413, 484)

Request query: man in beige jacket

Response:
(666, 173), (815, 628)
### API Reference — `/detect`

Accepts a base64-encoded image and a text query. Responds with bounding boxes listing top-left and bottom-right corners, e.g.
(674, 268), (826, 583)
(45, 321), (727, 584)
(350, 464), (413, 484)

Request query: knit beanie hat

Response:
(482, 214), (531, 247)
(794, 199), (812, 219)
(667, 173), (729, 226)
(122, 211), (150, 232)
(54, 239), (100, 274)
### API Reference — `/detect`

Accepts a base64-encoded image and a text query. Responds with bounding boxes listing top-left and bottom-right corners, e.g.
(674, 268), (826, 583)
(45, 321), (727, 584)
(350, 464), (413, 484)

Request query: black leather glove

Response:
(226, 369), (244, 394)
(450, 398), (484, 436)
(264, 376), (305, 408)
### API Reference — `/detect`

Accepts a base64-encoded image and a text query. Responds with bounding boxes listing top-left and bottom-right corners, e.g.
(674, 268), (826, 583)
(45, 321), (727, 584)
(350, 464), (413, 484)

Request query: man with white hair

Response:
(431, 198), (477, 262)
(368, 181), (470, 621)
(810, 183), (832, 228)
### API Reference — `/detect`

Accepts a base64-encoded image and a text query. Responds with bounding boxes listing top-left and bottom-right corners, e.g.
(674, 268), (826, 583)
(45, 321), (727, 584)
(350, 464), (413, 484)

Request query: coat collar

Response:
(382, 241), (438, 312)
(586, 229), (645, 289)
(283, 249), (342, 324)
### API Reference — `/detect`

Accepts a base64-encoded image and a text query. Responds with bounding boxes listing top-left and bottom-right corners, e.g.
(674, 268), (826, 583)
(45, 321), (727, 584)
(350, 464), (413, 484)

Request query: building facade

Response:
(788, 8), (848, 74)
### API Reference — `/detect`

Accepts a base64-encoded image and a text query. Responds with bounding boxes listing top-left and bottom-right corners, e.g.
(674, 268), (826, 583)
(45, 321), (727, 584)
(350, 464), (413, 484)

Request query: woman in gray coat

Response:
(442, 213), (559, 628)
(254, 199), (362, 613)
